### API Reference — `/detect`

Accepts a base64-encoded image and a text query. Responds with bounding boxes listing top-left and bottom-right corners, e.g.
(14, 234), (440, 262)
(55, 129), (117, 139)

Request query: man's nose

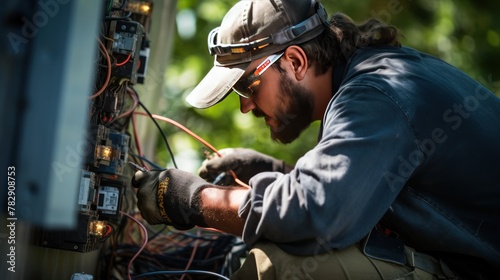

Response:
(239, 96), (256, 113)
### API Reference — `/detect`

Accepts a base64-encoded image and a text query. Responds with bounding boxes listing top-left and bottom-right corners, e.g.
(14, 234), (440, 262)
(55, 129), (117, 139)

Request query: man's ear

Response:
(282, 46), (308, 81)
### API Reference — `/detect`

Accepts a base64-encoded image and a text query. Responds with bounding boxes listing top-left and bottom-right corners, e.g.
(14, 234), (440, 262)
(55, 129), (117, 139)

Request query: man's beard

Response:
(253, 73), (314, 144)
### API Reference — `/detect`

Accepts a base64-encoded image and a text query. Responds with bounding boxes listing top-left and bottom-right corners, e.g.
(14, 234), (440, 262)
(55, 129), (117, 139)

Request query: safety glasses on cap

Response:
(232, 52), (284, 98)
(208, 27), (273, 56)
(207, 2), (328, 57)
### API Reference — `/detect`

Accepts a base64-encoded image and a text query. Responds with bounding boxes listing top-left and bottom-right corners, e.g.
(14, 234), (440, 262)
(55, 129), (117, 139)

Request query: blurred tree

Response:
(151, 0), (500, 172)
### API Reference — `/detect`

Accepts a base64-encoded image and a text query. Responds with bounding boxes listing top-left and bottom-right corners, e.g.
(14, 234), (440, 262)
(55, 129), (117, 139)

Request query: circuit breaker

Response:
(35, 0), (153, 253)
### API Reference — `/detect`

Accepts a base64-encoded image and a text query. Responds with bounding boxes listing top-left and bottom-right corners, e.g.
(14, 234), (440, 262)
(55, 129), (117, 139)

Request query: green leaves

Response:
(157, 0), (499, 172)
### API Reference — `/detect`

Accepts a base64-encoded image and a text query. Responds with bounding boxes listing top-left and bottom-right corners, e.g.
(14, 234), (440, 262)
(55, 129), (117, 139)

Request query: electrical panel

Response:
(35, 0), (153, 253)
(28, 1), (245, 278)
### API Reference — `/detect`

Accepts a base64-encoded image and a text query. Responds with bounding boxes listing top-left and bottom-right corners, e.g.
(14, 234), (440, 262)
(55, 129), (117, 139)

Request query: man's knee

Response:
(231, 241), (445, 280)
(231, 242), (277, 280)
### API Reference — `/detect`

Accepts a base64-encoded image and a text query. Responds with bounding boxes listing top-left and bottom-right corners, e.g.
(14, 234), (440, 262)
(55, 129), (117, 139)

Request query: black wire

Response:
(129, 152), (163, 170)
(148, 225), (167, 241)
(135, 97), (178, 169)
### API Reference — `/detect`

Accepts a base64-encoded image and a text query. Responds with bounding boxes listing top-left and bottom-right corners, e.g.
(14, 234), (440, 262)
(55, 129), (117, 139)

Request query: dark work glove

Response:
(133, 169), (209, 230)
(198, 148), (285, 185)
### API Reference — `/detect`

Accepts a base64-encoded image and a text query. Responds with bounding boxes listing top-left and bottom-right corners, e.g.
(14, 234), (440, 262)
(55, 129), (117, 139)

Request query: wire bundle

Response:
(98, 212), (245, 280)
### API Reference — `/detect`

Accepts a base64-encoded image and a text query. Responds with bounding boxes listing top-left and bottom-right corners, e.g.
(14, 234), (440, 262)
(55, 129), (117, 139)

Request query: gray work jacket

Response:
(239, 46), (500, 274)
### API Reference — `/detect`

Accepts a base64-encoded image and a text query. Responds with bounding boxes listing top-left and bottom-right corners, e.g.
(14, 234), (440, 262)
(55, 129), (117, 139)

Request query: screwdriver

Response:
(128, 161), (147, 172)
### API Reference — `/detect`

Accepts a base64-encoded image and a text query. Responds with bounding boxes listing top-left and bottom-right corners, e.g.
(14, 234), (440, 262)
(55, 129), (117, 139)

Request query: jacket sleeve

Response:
(238, 84), (421, 255)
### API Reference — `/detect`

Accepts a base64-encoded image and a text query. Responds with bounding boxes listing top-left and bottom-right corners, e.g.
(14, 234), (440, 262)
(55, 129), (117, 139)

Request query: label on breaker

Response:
(97, 186), (119, 212)
(79, 177), (90, 205)
(78, 172), (92, 206)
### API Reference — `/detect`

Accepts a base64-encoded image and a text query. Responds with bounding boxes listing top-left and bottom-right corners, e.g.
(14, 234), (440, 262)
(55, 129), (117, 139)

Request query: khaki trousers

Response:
(231, 241), (453, 280)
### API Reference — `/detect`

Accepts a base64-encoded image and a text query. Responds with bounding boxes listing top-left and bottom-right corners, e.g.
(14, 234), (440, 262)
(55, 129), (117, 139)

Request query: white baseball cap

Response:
(186, 0), (328, 108)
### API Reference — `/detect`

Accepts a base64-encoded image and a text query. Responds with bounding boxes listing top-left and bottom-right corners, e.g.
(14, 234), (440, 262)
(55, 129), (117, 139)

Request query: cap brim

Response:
(186, 63), (249, 108)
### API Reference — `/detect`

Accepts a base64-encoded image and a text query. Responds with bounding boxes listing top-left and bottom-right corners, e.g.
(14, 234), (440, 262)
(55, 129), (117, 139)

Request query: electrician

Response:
(133, 0), (500, 278)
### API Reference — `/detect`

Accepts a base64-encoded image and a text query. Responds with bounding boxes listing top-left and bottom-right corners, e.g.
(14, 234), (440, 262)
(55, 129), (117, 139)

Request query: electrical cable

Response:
(131, 115), (143, 157)
(129, 152), (163, 170)
(122, 90), (145, 167)
(120, 211), (149, 280)
(105, 0), (113, 13)
(111, 0), (128, 11)
(175, 230), (230, 241)
(120, 0), (128, 10)
(135, 97), (179, 169)
(115, 86), (139, 120)
(147, 224), (167, 241)
(91, 38), (112, 99)
(100, 33), (114, 43)
(128, 91), (143, 166)
(133, 112), (250, 188)
(115, 222), (241, 278)
(116, 53), (132, 67)
(179, 230), (201, 280)
(135, 112), (219, 154)
(131, 269), (231, 280)
(108, 228), (241, 279)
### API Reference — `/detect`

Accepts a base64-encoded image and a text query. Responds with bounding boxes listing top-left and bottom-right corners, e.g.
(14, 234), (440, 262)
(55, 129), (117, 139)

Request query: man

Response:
(133, 0), (500, 279)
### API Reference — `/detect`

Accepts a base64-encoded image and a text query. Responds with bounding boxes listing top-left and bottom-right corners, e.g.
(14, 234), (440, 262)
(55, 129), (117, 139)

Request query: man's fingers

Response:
(207, 156), (229, 170)
(217, 148), (235, 156)
(199, 157), (229, 181)
(132, 170), (146, 188)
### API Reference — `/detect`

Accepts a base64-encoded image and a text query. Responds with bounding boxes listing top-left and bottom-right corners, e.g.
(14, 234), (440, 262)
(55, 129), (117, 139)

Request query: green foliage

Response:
(157, 0), (500, 172)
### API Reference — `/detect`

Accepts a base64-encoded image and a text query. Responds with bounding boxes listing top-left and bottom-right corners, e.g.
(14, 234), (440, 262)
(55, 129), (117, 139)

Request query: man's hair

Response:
(292, 13), (401, 75)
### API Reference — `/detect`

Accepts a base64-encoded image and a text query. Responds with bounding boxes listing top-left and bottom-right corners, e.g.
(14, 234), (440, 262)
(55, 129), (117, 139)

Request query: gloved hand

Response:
(198, 148), (285, 185)
(132, 168), (209, 230)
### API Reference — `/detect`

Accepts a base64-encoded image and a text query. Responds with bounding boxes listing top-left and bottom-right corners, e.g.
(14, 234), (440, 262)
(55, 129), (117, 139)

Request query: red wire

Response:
(120, 211), (148, 280)
(116, 53), (132, 67)
(133, 111), (250, 188)
(134, 112), (220, 156)
(90, 38), (112, 99)
(103, 224), (113, 237)
(115, 86), (139, 120)
(179, 230), (201, 280)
